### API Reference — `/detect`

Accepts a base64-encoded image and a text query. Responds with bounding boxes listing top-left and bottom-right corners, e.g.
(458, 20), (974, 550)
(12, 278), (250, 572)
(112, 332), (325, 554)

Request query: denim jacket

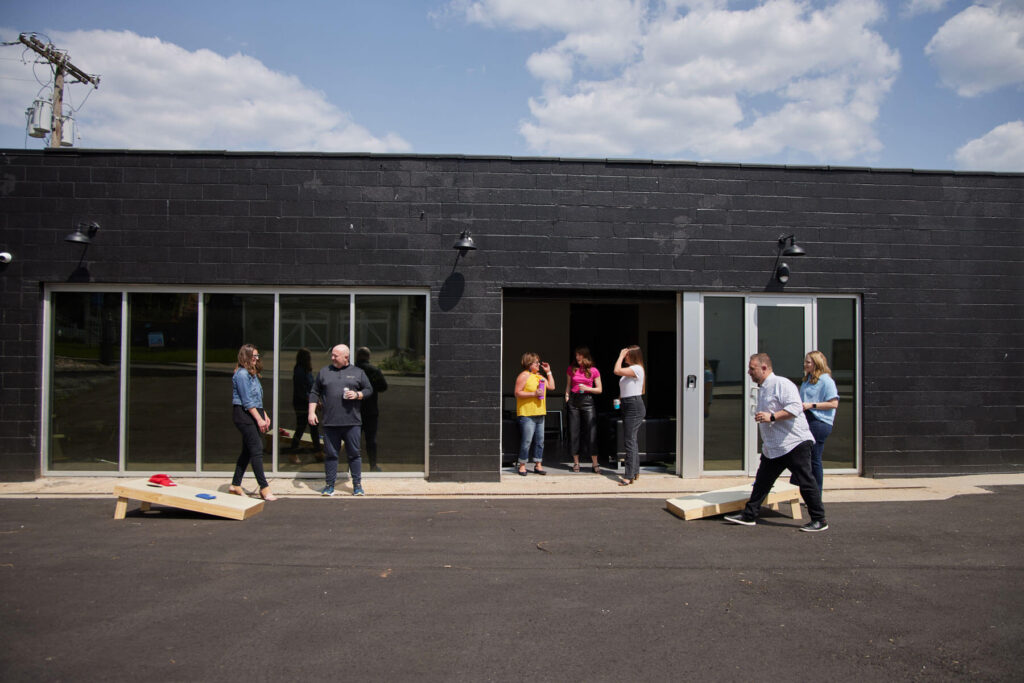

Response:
(232, 367), (263, 410)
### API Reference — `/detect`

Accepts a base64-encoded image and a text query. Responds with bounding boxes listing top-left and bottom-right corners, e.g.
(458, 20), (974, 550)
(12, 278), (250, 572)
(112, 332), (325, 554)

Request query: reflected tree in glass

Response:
(49, 292), (122, 471)
(277, 294), (351, 472)
(202, 294), (275, 471)
(355, 294), (426, 472)
(126, 293), (199, 471)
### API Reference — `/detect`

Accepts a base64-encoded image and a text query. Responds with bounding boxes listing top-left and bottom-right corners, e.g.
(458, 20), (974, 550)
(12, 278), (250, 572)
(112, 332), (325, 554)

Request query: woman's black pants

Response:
(233, 405), (269, 489)
(567, 394), (597, 460)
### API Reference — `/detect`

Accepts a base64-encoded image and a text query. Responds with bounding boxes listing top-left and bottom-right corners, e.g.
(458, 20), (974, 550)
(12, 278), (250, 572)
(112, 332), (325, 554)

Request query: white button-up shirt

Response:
(757, 372), (814, 459)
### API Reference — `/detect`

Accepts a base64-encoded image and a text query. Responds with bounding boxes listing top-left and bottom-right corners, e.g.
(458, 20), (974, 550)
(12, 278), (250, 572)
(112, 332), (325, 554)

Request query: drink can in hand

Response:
(613, 398), (621, 410)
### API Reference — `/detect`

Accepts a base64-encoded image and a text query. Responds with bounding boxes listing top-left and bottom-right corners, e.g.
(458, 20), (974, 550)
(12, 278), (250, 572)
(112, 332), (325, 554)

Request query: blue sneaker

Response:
(320, 485), (335, 497)
(353, 485), (365, 496)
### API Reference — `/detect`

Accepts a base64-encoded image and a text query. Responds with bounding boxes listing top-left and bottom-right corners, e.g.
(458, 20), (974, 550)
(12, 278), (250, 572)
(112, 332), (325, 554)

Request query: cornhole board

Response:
(666, 482), (802, 521)
(113, 479), (264, 521)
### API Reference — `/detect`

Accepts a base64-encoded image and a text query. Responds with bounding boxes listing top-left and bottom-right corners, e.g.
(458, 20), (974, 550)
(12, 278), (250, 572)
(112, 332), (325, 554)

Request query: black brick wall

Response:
(1, 150), (1021, 481)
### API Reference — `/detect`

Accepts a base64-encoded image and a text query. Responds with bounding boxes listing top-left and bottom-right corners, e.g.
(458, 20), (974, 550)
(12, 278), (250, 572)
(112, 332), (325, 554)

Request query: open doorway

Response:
(501, 289), (676, 473)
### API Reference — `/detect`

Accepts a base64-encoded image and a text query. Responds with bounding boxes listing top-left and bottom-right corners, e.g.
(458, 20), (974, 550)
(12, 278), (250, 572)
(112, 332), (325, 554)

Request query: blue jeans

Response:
(621, 396), (645, 479)
(517, 415), (545, 464)
(791, 413), (833, 492)
(807, 415), (832, 493)
(322, 425), (362, 487)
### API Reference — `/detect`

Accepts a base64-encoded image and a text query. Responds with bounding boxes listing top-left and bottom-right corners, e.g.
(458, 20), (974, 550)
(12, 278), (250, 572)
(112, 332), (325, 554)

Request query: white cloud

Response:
(0, 28), (410, 152)
(453, 0), (899, 163)
(954, 120), (1024, 171)
(925, 2), (1024, 97)
(902, 0), (952, 18)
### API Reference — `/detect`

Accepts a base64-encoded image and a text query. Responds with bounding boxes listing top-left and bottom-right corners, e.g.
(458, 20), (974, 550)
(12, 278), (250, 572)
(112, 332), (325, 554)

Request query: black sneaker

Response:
(724, 513), (756, 526)
(800, 519), (829, 532)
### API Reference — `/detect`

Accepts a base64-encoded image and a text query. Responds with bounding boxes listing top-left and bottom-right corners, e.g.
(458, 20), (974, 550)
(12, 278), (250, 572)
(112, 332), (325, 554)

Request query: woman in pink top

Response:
(564, 346), (603, 473)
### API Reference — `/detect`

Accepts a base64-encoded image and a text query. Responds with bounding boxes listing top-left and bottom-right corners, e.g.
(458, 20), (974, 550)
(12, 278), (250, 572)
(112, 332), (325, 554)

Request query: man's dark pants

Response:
(744, 440), (825, 522)
(322, 425), (362, 487)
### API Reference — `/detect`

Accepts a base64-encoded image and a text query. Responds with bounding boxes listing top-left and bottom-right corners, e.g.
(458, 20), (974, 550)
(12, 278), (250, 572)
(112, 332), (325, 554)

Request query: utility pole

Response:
(16, 33), (100, 148)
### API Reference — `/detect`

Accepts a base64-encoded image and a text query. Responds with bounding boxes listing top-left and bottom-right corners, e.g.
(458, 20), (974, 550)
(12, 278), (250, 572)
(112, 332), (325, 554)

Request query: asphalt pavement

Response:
(1, 485), (1022, 681)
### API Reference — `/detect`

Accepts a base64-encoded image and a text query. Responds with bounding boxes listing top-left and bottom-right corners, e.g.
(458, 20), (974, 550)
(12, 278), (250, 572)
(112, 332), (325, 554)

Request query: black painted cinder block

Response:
(0, 149), (1022, 481)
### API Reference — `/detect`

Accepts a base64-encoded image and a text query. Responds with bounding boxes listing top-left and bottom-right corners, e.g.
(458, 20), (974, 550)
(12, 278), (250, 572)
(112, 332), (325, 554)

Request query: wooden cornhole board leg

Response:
(666, 483), (802, 521)
(113, 479), (264, 520)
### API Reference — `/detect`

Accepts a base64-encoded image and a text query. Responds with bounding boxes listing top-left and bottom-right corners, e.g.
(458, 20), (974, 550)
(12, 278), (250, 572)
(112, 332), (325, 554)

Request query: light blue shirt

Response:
(800, 373), (839, 426)
(232, 367), (263, 410)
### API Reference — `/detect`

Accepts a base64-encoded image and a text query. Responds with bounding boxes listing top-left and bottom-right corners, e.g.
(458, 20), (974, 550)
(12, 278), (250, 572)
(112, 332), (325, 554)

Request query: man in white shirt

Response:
(725, 353), (828, 532)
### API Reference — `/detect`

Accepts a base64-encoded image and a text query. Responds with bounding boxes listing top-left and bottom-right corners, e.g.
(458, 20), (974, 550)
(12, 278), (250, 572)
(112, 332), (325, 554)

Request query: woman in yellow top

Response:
(514, 352), (555, 476)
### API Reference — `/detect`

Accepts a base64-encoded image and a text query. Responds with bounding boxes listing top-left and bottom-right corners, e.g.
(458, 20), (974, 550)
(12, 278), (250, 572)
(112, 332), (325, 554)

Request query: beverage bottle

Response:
(537, 379), (545, 398)
(613, 398), (621, 410)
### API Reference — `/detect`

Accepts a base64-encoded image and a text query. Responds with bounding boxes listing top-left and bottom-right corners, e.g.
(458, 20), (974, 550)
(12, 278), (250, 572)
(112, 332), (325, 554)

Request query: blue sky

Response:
(1, 0), (1022, 171)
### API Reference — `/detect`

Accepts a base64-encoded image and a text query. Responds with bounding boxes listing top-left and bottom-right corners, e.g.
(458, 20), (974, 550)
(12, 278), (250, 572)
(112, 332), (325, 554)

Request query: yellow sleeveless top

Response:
(516, 371), (546, 417)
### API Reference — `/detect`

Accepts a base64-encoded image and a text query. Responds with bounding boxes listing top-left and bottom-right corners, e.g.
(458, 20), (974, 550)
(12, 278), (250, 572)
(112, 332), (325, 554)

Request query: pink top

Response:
(566, 366), (600, 393)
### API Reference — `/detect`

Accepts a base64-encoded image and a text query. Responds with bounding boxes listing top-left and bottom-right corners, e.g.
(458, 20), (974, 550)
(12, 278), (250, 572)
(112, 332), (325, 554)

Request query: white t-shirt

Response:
(619, 365), (645, 398)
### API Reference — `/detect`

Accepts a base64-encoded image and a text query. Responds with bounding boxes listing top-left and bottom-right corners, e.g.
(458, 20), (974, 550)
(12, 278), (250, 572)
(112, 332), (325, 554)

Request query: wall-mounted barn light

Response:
(453, 230), (477, 253)
(65, 221), (99, 245)
(774, 234), (806, 284)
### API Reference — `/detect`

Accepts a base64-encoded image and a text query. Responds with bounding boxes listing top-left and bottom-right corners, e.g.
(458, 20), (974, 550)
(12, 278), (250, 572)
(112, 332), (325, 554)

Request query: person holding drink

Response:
(514, 352), (555, 476)
(565, 346), (602, 473)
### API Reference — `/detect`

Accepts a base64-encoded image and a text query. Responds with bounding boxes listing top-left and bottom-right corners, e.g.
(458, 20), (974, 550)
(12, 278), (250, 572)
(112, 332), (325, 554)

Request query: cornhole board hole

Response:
(666, 482), (802, 521)
(113, 479), (264, 521)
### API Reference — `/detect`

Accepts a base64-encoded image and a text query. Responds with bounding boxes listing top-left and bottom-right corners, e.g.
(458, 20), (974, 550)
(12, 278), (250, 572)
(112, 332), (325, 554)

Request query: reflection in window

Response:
(356, 295), (426, 472)
(45, 289), (428, 475)
(202, 294), (275, 471)
(277, 295), (350, 472)
(126, 293), (199, 471)
(703, 297), (744, 471)
(49, 292), (122, 471)
(817, 298), (857, 470)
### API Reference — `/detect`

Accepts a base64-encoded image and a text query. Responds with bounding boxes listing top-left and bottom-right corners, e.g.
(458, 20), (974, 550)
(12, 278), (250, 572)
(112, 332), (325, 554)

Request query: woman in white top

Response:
(614, 345), (646, 486)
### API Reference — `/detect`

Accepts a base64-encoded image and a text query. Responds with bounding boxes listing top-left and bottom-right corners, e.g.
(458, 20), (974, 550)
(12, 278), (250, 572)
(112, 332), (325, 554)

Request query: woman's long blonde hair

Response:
(804, 350), (831, 385)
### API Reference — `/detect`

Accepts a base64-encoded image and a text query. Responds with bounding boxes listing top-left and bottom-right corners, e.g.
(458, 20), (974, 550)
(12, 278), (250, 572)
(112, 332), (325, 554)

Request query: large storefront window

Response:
(703, 297), (745, 471)
(43, 287), (427, 475)
(355, 295), (426, 473)
(49, 292), (122, 471)
(697, 294), (859, 475)
(126, 293), (199, 471)
(277, 294), (350, 473)
(202, 294), (275, 471)
(817, 298), (857, 470)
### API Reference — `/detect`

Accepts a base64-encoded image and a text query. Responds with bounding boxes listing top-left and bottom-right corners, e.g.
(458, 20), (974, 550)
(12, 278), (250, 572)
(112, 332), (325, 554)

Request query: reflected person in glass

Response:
(229, 344), (277, 501)
(355, 346), (389, 472)
(290, 348), (321, 463)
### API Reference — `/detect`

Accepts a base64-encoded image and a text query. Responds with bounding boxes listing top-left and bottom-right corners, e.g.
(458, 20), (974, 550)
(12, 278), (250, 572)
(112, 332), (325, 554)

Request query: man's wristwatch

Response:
(769, 413), (776, 422)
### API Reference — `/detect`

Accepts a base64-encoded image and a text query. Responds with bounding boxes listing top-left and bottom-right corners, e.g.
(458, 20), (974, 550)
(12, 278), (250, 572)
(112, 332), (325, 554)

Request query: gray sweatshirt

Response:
(309, 363), (373, 426)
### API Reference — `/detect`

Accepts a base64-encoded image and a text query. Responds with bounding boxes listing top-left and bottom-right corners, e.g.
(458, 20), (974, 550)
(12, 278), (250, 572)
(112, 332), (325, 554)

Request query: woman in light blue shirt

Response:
(798, 350), (839, 493)
(230, 344), (276, 501)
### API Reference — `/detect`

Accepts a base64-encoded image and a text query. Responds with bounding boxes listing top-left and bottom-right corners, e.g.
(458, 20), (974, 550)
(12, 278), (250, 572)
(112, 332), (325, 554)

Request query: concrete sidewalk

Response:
(2, 470), (1022, 502)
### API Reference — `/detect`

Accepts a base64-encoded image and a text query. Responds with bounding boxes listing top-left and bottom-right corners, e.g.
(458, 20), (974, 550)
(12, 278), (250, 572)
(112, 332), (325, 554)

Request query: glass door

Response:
(744, 297), (812, 475)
